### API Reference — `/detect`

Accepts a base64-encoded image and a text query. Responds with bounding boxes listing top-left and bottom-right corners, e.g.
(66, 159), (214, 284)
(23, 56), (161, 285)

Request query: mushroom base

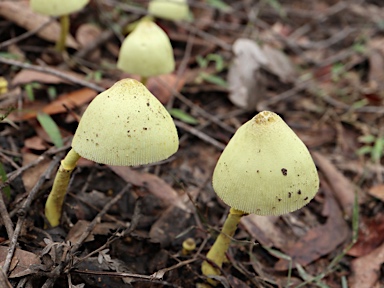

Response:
(201, 208), (245, 285)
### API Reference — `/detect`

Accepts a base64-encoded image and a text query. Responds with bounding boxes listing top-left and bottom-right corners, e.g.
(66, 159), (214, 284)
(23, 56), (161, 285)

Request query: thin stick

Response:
(0, 57), (105, 92)
(2, 156), (61, 275)
(0, 187), (14, 239)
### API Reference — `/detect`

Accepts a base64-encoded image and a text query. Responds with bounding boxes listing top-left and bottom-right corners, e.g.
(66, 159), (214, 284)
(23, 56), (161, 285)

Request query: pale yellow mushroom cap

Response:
(148, 0), (191, 21)
(117, 19), (175, 77)
(72, 78), (179, 166)
(212, 111), (319, 216)
(30, 0), (89, 16)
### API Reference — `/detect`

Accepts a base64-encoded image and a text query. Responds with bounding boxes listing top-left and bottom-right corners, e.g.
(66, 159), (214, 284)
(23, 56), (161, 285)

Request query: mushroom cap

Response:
(117, 19), (175, 77)
(71, 78), (179, 166)
(212, 111), (319, 216)
(30, 0), (89, 16)
(148, 0), (190, 21)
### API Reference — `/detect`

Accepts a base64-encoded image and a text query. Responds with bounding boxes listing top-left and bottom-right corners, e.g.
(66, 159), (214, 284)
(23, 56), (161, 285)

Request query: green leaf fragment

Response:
(37, 112), (63, 148)
(168, 108), (199, 125)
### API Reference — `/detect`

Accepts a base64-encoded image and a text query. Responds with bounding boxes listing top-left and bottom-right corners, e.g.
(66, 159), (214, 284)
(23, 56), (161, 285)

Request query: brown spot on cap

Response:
(281, 168), (287, 176)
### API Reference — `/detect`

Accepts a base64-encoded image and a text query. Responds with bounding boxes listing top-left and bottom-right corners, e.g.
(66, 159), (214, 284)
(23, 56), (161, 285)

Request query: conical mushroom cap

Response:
(30, 0), (89, 16)
(148, 0), (190, 21)
(72, 78), (179, 166)
(212, 111), (319, 216)
(117, 19), (175, 77)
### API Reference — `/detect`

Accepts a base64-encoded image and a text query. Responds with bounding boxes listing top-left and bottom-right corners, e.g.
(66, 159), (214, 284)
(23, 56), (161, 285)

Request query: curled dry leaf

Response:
(0, 246), (40, 278)
(312, 151), (355, 218)
(349, 241), (384, 288)
(274, 180), (349, 270)
(227, 38), (267, 109)
(110, 166), (188, 211)
(0, 1), (78, 49)
(227, 38), (297, 110)
(241, 214), (286, 249)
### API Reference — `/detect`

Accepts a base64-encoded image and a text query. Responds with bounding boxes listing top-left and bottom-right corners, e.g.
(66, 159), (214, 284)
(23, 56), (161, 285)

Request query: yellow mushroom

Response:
(45, 79), (179, 227)
(117, 18), (175, 85)
(30, 0), (89, 51)
(148, 0), (191, 21)
(202, 111), (319, 284)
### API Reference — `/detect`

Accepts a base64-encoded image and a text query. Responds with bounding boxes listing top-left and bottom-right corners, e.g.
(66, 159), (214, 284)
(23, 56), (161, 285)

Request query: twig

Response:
(174, 120), (226, 150)
(2, 143), (71, 190)
(70, 183), (131, 253)
(0, 18), (55, 49)
(0, 187), (14, 239)
(2, 155), (61, 275)
(0, 57), (105, 92)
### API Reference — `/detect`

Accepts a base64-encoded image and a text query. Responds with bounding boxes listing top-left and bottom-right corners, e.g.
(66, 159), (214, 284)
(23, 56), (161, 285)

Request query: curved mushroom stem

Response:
(201, 208), (246, 285)
(45, 148), (80, 227)
(55, 14), (70, 52)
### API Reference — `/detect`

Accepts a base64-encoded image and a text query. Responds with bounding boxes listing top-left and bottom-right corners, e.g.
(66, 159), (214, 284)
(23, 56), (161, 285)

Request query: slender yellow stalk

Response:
(201, 208), (245, 284)
(55, 14), (70, 52)
(140, 76), (148, 87)
(45, 148), (80, 227)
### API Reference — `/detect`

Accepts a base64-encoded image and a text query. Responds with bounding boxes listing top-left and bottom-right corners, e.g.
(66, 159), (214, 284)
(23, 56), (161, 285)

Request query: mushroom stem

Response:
(45, 148), (80, 227)
(55, 14), (70, 52)
(140, 76), (148, 87)
(201, 208), (245, 284)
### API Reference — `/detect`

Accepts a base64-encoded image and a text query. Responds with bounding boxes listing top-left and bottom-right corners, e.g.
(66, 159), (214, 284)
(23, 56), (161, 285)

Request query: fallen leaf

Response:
(0, 1), (78, 49)
(66, 220), (122, 243)
(109, 166), (188, 211)
(24, 136), (48, 151)
(368, 184), (384, 202)
(241, 214), (286, 249)
(22, 153), (51, 192)
(0, 246), (40, 278)
(12, 70), (70, 86)
(347, 213), (384, 257)
(262, 44), (297, 83)
(349, 241), (384, 288)
(312, 151), (355, 218)
(75, 23), (102, 60)
(147, 73), (186, 104)
(227, 38), (268, 109)
(274, 180), (349, 270)
(11, 88), (97, 121)
(149, 205), (192, 247)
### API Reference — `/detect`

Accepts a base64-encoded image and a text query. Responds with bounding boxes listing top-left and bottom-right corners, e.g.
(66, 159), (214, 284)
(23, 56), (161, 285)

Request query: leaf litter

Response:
(1, 0), (384, 287)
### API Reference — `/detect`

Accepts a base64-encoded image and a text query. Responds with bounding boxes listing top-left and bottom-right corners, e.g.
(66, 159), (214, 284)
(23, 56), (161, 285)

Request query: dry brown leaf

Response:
(66, 220), (122, 243)
(110, 166), (188, 211)
(227, 38), (267, 109)
(0, 246), (40, 278)
(262, 44), (297, 83)
(24, 136), (48, 151)
(312, 151), (355, 218)
(368, 184), (384, 201)
(22, 153), (51, 192)
(275, 180), (349, 270)
(75, 23), (102, 60)
(241, 214), (285, 249)
(348, 213), (384, 257)
(11, 88), (97, 121)
(349, 241), (384, 288)
(12, 70), (70, 86)
(147, 73), (186, 104)
(0, 1), (78, 49)
(149, 205), (192, 247)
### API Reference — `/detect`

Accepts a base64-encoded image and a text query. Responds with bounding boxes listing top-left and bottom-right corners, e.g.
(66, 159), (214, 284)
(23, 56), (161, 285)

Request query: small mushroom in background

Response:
(117, 17), (175, 86)
(201, 111), (319, 284)
(30, 0), (89, 52)
(148, 0), (191, 21)
(45, 78), (179, 227)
